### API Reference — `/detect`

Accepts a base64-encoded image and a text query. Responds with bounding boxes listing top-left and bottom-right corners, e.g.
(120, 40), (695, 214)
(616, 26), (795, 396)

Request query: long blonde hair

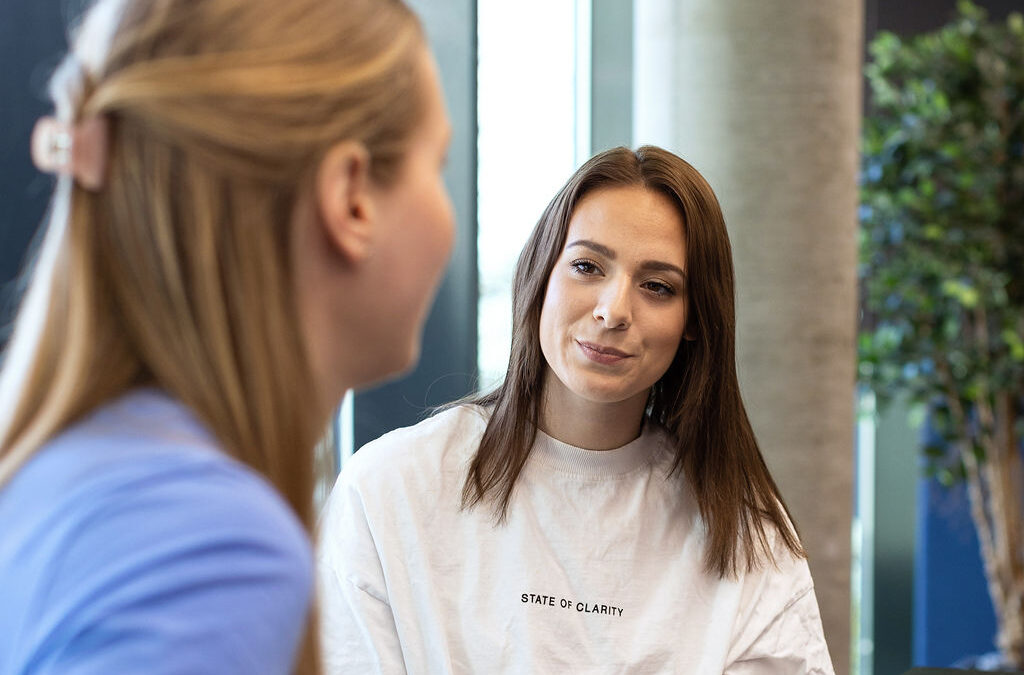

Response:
(0, 0), (426, 671)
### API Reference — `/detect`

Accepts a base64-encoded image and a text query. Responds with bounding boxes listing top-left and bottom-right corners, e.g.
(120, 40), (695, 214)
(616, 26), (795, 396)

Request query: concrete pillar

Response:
(634, 2), (862, 673)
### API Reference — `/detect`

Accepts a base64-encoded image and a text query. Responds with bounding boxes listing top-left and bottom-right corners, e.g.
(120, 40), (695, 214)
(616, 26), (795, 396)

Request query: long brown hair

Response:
(462, 145), (804, 578)
(0, 0), (426, 671)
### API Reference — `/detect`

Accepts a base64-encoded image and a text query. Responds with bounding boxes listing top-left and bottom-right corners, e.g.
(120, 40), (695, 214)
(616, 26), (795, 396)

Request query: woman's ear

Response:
(316, 141), (375, 263)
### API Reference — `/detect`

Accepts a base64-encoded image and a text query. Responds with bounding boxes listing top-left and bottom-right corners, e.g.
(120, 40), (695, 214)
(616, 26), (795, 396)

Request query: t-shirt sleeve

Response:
(27, 462), (313, 675)
(724, 553), (835, 675)
(317, 469), (407, 675)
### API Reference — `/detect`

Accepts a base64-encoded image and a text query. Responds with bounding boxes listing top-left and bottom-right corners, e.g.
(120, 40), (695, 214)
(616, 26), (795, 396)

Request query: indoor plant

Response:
(859, 1), (1024, 667)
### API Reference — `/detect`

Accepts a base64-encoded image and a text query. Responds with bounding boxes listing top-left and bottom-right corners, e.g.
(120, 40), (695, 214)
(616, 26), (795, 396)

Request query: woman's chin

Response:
(556, 376), (646, 408)
(353, 339), (421, 391)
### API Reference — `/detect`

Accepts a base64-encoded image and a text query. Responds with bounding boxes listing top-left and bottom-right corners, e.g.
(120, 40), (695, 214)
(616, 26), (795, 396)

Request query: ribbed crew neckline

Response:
(529, 423), (663, 478)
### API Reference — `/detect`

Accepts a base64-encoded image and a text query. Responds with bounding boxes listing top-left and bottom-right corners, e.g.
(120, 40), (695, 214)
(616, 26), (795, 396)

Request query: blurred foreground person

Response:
(320, 146), (833, 674)
(0, 0), (453, 672)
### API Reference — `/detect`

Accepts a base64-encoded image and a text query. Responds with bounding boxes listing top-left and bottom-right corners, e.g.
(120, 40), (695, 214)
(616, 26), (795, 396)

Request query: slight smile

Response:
(576, 340), (632, 365)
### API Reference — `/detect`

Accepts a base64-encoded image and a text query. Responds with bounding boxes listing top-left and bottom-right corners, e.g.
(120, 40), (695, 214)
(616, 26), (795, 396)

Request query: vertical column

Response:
(635, 2), (862, 673)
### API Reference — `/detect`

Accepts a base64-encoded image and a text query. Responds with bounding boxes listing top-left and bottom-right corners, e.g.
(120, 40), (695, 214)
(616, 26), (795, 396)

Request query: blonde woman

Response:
(0, 0), (453, 673)
(320, 146), (833, 673)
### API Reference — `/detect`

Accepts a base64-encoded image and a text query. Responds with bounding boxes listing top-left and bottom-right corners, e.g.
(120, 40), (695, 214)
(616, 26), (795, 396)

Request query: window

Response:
(476, 0), (592, 387)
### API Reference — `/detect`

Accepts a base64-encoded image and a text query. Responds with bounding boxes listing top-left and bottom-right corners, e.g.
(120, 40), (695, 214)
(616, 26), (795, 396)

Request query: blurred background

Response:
(2, 2), (1022, 674)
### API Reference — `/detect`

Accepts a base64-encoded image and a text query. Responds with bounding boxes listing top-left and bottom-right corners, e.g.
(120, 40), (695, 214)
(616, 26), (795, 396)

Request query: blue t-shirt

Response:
(0, 389), (313, 674)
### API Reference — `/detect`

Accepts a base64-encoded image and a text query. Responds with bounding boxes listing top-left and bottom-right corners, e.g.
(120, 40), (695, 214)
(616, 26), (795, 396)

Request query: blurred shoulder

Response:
(0, 390), (312, 673)
(15, 387), (312, 567)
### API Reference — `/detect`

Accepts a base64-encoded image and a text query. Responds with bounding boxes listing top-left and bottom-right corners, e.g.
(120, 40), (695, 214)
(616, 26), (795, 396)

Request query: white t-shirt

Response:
(318, 405), (834, 674)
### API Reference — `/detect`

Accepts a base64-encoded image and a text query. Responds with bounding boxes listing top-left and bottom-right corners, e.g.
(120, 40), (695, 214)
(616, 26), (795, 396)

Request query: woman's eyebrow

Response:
(639, 260), (686, 279)
(567, 239), (686, 279)
(566, 239), (615, 259)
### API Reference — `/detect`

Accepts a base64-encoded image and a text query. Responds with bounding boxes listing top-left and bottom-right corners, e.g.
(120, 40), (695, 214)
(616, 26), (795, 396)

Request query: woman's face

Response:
(357, 49), (455, 380)
(538, 185), (689, 411)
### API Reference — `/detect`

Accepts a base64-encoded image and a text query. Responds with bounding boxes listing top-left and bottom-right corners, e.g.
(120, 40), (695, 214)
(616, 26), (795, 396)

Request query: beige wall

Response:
(635, 2), (862, 673)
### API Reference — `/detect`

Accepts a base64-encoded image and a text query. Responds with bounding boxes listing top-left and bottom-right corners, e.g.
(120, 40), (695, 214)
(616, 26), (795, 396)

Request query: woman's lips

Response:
(576, 340), (631, 365)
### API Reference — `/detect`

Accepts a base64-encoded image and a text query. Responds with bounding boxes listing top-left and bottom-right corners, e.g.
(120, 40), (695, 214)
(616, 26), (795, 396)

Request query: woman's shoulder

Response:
(0, 390), (312, 672)
(320, 404), (489, 552)
(341, 403), (490, 480)
(15, 389), (296, 515)
(4, 388), (310, 565)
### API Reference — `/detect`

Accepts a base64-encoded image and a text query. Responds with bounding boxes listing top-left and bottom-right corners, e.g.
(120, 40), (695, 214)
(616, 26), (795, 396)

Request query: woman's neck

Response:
(537, 373), (648, 451)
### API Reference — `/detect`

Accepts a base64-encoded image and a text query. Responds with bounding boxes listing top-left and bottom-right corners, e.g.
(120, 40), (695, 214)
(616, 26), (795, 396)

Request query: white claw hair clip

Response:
(31, 115), (110, 191)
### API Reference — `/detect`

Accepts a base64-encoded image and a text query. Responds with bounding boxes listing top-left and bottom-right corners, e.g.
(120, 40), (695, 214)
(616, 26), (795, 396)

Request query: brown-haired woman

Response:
(319, 146), (834, 673)
(0, 0), (453, 673)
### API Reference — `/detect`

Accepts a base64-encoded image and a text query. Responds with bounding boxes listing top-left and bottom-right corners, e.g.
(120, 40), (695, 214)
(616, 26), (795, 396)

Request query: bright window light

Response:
(477, 0), (590, 389)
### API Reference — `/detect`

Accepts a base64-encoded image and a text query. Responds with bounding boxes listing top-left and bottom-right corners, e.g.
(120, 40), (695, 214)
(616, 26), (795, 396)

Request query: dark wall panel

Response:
(0, 1), (73, 344)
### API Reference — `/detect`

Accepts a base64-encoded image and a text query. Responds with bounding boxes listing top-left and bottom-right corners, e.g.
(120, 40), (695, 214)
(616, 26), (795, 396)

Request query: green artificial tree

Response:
(859, 1), (1024, 666)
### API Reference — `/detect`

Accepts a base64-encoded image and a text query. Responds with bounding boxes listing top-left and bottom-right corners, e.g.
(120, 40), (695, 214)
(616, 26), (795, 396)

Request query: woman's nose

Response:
(592, 277), (631, 329)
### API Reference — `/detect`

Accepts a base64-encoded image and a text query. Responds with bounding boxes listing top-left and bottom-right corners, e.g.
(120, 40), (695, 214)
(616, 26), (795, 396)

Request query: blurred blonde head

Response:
(0, 1), (433, 668)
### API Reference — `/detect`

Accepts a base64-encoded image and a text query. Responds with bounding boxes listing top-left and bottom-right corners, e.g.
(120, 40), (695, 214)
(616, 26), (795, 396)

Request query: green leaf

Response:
(1002, 328), (1024, 361)
(1009, 13), (1024, 36)
(941, 279), (981, 307)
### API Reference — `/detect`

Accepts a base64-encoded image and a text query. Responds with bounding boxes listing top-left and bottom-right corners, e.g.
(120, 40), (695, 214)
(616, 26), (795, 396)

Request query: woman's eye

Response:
(643, 281), (675, 297)
(570, 259), (599, 275)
